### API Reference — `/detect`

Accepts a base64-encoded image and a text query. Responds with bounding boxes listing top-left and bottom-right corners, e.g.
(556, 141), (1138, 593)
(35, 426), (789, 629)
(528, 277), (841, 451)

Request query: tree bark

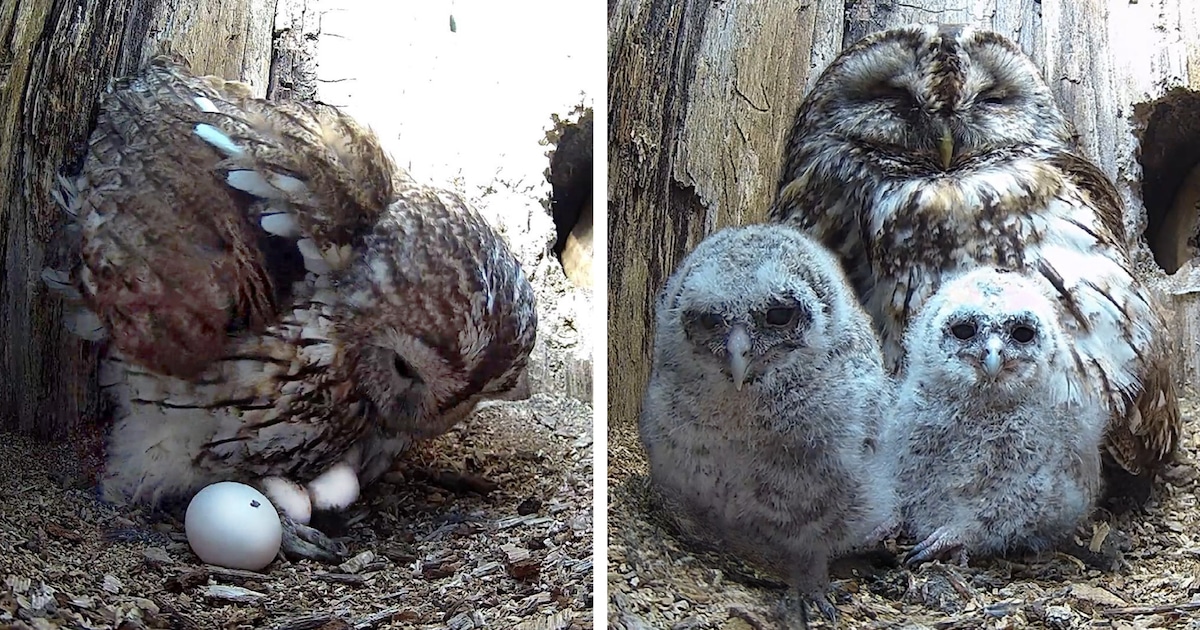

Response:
(0, 0), (275, 438)
(608, 0), (1200, 436)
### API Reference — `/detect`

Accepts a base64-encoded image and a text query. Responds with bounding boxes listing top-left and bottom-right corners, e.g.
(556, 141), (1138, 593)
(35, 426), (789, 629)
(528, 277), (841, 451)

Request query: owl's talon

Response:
(905, 526), (966, 567)
(779, 589), (837, 629)
(865, 517), (902, 547)
(809, 596), (838, 626)
(279, 515), (347, 563)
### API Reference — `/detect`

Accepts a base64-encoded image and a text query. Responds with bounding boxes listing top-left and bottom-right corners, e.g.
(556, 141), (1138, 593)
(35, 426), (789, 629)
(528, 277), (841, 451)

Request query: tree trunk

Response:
(607, 0), (1200, 437)
(0, 0), (276, 439)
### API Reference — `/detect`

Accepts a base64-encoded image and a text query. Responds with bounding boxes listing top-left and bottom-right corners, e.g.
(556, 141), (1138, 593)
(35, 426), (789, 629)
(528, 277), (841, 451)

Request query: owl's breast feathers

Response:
(113, 292), (372, 481)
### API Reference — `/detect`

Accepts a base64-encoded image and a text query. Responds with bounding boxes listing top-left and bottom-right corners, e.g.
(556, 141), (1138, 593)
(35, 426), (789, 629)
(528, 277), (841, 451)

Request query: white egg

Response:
(185, 481), (282, 571)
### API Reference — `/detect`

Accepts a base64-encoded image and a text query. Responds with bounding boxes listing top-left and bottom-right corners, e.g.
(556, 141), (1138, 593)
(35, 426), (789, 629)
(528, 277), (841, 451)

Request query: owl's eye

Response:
(868, 84), (914, 105)
(393, 354), (419, 381)
(1010, 324), (1036, 343)
(764, 306), (799, 327)
(979, 91), (1010, 105)
(696, 313), (723, 330)
(950, 322), (977, 340)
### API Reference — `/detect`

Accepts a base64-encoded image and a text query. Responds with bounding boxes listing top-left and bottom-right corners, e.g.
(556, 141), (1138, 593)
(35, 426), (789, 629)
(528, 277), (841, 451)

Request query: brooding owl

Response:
(42, 56), (537, 557)
(769, 23), (1180, 483)
(640, 224), (894, 625)
(881, 267), (1105, 566)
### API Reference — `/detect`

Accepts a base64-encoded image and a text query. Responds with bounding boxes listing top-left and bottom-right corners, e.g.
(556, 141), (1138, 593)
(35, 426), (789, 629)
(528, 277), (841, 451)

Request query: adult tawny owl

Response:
(881, 267), (1106, 566)
(42, 56), (536, 553)
(769, 23), (1180, 484)
(640, 224), (893, 625)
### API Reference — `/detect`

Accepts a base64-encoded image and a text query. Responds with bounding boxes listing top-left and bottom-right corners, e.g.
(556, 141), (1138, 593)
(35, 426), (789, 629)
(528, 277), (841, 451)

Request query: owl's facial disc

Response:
(684, 300), (809, 390)
(830, 26), (1063, 171)
(946, 314), (1039, 382)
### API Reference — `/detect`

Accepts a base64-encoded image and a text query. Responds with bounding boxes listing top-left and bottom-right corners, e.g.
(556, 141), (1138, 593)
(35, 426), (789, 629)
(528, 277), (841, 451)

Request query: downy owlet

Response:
(639, 224), (893, 624)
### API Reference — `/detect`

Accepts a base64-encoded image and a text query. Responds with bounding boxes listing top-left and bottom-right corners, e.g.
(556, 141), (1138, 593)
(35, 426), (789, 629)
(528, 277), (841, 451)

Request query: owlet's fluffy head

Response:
(656, 224), (873, 392)
(338, 187), (537, 443)
(795, 23), (1071, 171)
(905, 267), (1074, 402)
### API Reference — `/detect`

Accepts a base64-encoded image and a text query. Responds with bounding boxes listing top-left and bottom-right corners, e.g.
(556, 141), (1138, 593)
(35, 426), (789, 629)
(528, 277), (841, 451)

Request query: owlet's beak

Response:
(727, 324), (752, 391)
(938, 126), (955, 170)
(982, 335), (1004, 378)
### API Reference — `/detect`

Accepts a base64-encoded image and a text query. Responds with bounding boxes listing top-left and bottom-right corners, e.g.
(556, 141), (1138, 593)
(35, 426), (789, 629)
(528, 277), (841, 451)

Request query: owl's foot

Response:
(865, 517), (902, 547)
(778, 588), (837, 629)
(906, 526), (969, 567)
(279, 514), (347, 564)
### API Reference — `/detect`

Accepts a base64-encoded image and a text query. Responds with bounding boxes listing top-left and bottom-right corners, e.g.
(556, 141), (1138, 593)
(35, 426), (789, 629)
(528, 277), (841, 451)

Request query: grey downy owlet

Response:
(639, 224), (894, 625)
(880, 266), (1106, 566)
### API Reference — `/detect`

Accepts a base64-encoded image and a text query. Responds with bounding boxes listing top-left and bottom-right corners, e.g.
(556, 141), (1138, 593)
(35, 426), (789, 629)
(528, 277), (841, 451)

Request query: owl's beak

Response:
(938, 126), (954, 170)
(727, 325), (752, 391)
(982, 335), (1004, 378)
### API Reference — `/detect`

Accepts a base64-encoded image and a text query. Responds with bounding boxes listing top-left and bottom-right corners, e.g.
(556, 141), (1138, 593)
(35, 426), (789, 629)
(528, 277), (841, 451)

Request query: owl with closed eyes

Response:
(769, 23), (1180, 487)
(42, 55), (536, 558)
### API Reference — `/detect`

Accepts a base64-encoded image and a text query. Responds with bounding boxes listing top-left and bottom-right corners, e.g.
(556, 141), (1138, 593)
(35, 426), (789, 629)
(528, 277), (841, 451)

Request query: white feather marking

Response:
(51, 174), (84, 218)
(310, 288), (338, 305)
(260, 212), (302, 238)
(270, 173), (308, 196)
(297, 238), (333, 274)
(193, 123), (243, 157)
(227, 170), (277, 198)
(299, 343), (335, 367)
(97, 358), (125, 388)
(64, 308), (107, 341)
(296, 238), (322, 260)
(323, 243), (354, 270)
(99, 401), (228, 507)
(192, 96), (220, 113)
(40, 268), (80, 299)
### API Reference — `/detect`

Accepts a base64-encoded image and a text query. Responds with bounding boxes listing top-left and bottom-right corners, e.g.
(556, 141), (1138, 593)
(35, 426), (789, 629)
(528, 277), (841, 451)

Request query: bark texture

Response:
(608, 0), (1200, 435)
(0, 0), (275, 438)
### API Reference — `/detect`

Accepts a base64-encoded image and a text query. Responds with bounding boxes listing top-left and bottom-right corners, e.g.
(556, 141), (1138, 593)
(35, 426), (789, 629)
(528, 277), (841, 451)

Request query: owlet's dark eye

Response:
(950, 322), (977, 340)
(697, 313), (723, 330)
(393, 354), (419, 381)
(1010, 324), (1036, 343)
(764, 306), (798, 327)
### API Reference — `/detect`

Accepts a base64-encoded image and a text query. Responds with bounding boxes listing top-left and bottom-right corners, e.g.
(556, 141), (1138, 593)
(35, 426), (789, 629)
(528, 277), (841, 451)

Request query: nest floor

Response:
(0, 393), (594, 630)
(608, 390), (1200, 630)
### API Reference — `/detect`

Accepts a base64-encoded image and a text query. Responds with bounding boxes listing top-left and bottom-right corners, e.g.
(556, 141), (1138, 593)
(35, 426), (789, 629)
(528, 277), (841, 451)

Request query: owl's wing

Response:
(1102, 310), (1182, 476)
(44, 54), (281, 378)
(190, 88), (396, 274)
(1051, 152), (1128, 246)
(1037, 156), (1182, 477)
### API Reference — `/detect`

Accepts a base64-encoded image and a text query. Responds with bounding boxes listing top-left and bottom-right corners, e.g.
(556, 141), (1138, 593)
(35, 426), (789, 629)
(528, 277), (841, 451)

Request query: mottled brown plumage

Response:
(43, 56), (537, 549)
(769, 23), (1180, 481)
(55, 54), (396, 378)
